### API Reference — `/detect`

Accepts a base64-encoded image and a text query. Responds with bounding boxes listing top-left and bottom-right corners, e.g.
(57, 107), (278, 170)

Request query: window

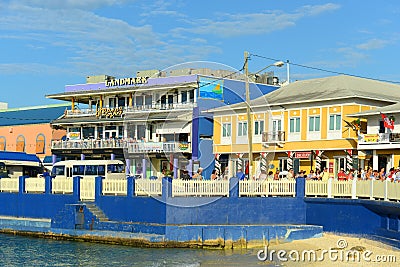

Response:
(16, 135), (25, 152)
(289, 117), (300, 133)
(329, 114), (341, 131)
(117, 97), (126, 107)
(145, 95), (152, 107)
(108, 97), (116, 108)
(36, 134), (45, 154)
(309, 116), (320, 132)
(181, 91), (187, 103)
(254, 120), (264, 135)
(222, 123), (231, 137)
(238, 122), (247, 136)
(82, 127), (95, 139)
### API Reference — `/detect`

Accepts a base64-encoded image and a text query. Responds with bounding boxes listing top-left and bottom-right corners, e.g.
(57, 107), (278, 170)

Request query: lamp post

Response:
(244, 51), (284, 179)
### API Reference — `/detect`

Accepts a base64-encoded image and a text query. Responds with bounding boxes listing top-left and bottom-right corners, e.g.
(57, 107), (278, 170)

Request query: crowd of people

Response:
(159, 165), (400, 183)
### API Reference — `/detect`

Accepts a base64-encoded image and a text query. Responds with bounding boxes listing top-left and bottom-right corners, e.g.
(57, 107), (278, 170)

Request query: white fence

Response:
(102, 179), (127, 196)
(80, 178), (95, 201)
(172, 180), (229, 197)
(239, 180), (296, 197)
(25, 178), (45, 193)
(135, 179), (162, 196)
(52, 178), (73, 194)
(0, 178), (19, 192)
(306, 179), (400, 201)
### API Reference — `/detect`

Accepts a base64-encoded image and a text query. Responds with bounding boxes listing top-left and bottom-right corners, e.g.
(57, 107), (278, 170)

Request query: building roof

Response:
(210, 75), (400, 112)
(348, 102), (400, 118)
(0, 104), (69, 126)
(0, 151), (41, 163)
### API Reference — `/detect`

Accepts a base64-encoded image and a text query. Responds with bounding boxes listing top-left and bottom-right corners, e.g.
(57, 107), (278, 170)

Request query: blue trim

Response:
(0, 151), (41, 163)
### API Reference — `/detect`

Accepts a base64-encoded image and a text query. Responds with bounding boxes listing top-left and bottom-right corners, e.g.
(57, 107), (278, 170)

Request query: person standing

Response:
(321, 167), (330, 182)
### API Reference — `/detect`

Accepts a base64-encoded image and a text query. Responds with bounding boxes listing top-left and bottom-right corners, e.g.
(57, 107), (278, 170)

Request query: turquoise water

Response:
(0, 234), (272, 267)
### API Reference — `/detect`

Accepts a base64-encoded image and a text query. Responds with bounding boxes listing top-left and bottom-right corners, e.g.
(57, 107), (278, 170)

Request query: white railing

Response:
(306, 179), (400, 201)
(172, 180), (229, 197)
(80, 178), (95, 201)
(25, 178), (45, 193)
(102, 179), (127, 196)
(52, 178), (73, 194)
(331, 180), (353, 198)
(305, 180), (328, 197)
(0, 178), (19, 192)
(135, 179), (162, 196)
(239, 180), (296, 197)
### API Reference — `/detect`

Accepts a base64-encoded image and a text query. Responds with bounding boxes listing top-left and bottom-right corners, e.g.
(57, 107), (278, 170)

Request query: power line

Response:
(249, 53), (400, 84)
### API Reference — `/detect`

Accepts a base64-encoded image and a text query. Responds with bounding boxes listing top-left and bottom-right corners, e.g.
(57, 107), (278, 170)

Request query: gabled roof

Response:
(348, 102), (400, 118)
(0, 104), (69, 126)
(210, 75), (400, 112)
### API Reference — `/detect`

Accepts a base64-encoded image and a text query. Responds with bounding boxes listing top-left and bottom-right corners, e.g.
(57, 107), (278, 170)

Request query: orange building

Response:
(0, 104), (68, 164)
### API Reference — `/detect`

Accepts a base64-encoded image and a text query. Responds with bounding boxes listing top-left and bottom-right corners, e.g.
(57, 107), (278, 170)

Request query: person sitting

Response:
(181, 170), (191, 180)
(273, 169), (280, 180)
(259, 170), (268, 181)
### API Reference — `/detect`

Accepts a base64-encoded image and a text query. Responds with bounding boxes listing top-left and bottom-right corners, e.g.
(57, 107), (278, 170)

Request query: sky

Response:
(1, 0), (400, 108)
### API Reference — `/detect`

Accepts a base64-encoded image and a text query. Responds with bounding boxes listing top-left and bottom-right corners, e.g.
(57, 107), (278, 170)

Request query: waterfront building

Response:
(211, 75), (400, 178)
(348, 102), (400, 171)
(0, 104), (68, 165)
(46, 69), (279, 179)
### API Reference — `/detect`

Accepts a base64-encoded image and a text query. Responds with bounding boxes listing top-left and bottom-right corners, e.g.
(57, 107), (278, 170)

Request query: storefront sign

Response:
(105, 77), (149, 87)
(390, 133), (400, 142)
(67, 132), (80, 140)
(363, 134), (379, 142)
(96, 107), (124, 118)
(295, 152), (311, 159)
(178, 143), (189, 151)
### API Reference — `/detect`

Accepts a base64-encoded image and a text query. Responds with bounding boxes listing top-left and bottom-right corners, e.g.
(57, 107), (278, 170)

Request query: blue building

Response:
(46, 69), (279, 179)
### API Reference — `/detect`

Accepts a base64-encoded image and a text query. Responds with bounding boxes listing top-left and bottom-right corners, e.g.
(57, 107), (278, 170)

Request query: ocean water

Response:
(0, 234), (273, 267)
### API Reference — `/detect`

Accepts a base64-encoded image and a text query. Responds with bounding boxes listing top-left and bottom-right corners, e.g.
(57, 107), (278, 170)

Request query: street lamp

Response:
(244, 51), (284, 180)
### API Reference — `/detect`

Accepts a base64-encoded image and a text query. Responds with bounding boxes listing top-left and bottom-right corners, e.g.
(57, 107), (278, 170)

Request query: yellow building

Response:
(211, 75), (400, 178)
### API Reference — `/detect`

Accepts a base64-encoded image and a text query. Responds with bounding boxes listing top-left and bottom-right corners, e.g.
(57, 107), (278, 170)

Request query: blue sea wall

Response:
(0, 176), (400, 247)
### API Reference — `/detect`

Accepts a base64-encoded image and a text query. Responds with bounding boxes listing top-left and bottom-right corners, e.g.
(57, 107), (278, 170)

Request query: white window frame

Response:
(222, 123), (231, 137)
(328, 113), (342, 139)
(254, 120), (264, 136)
(238, 121), (247, 137)
(288, 117), (300, 141)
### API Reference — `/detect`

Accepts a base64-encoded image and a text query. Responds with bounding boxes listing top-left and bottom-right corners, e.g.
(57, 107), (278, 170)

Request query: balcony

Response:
(262, 131), (285, 147)
(51, 139), (192, 154)
(358, 132), (400, 149)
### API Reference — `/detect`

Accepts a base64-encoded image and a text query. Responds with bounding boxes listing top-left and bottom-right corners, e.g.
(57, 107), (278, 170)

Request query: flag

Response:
(381, 113), (394, 130)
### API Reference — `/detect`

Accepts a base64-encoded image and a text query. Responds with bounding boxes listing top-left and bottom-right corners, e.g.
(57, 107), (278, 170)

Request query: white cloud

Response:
(172, 3), (340, 38)
(8, 0), (127, 10)
(356, 38), (389, 50)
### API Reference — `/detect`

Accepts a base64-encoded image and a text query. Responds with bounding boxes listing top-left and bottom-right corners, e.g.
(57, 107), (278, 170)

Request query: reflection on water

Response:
(0, 234), (275, 267)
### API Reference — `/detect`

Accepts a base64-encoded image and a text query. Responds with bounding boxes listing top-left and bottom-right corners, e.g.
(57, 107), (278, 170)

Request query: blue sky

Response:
(1, 0), (400, 108)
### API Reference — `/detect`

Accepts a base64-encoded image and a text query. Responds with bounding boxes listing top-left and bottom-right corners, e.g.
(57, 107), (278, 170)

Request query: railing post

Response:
(127, 176), (135, 197)
(327, 178), (333, 198)
(384, 179), (388, 201)
(18, 175), (27, 195)
(351, 178), (357, 199)
(45, 175), (52, 194)
(73, 176), (81, 201)
(162, 177), (172, 200)
(142, 158), (147, 179)
(370, 179), (374, 200)
(229, 177), (239, 198)
(95, 176), (103, 199)
(173, 158), (178, 179)
(295, 177), (305, 198)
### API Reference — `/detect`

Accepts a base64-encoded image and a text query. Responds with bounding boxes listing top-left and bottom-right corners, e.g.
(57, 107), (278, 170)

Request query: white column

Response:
(193, 89), (197, 103)
(372, 150), (378, 170)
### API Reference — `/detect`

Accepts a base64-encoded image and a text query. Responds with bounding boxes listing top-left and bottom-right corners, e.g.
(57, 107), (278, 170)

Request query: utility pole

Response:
(244, 51), (253, 180)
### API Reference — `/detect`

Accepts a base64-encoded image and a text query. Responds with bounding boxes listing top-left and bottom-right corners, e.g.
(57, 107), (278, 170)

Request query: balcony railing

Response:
(51, 139), (192, 153)
(125, 141), (191, 153)
(358, 133), (400, 144)
(51, 139), (124, 149)
(262, 131), (285, 143)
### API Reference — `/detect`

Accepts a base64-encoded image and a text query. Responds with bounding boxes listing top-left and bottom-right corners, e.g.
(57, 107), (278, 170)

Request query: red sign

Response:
(295, 152), (311, 159)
